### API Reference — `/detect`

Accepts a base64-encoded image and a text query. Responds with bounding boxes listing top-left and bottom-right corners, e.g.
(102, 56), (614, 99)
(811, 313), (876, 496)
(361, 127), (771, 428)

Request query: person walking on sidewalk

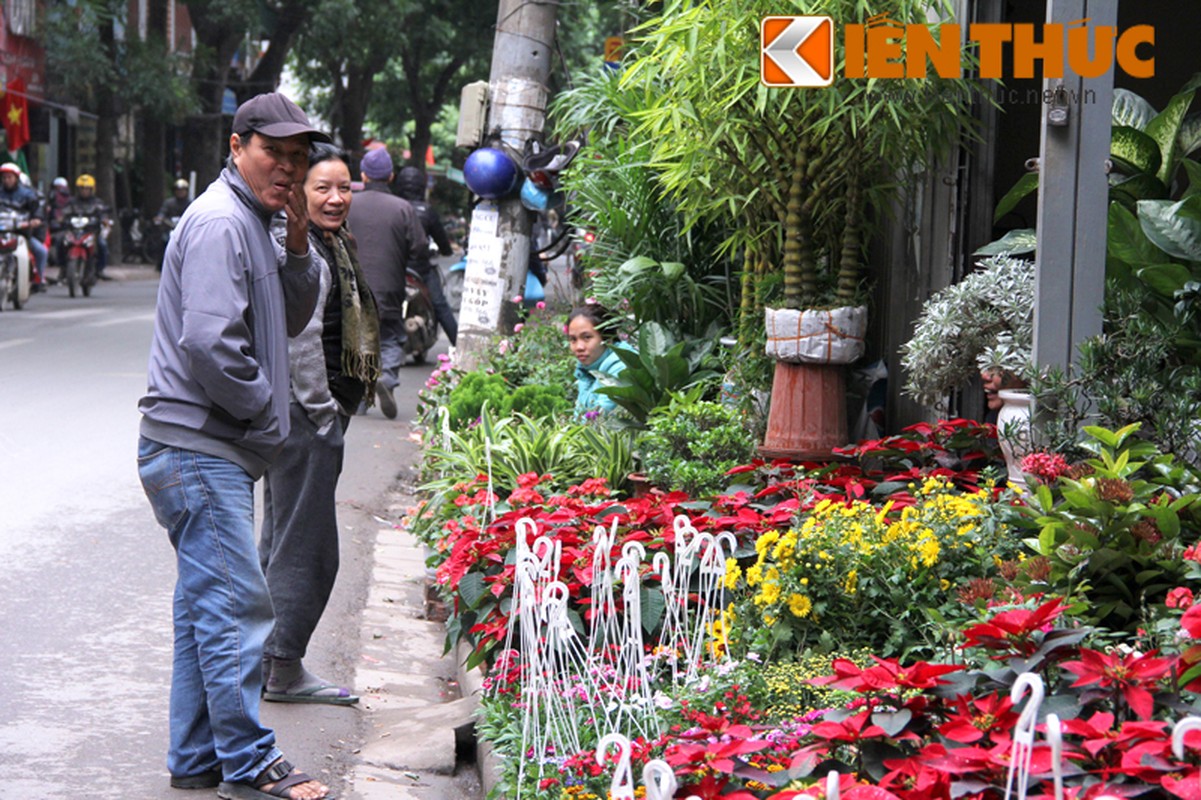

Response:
(136, 91), (334, 800)
(346, 147), (426, 419)
(260, 143), (380, 705)
(392, 165), (457, 345)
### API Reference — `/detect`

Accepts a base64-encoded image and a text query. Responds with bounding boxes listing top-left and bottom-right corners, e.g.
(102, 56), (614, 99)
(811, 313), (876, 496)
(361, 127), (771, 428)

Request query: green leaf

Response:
(1110, 125), (1162, 176)
(1145, 84), (1198, 184)
(640, 585), (666, 634)
(619, 255), (658, 274)
(1138, 196), (1201, 261)
(1108, 202), (1162, 267)
(458, 571), (487, 610)
(661, 261), (686, 280)
(1111, 88), (1157, 131)
(1136, 264), (1195, 299)
(974, 228), (1037, 256)
(994, 172), (1039, 223)
(1183, 159), (1201, 198)
(1180, 113), (1201, 159)
(1110, 173), (1169, 204)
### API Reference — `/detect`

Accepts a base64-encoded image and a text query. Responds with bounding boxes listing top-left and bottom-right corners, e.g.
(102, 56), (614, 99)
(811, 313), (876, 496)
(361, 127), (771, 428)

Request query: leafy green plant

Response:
(445, 371), (511, 429)
(412, 407), (635, 544)
(550, 72), (736, 337)
(595, 321), (722, 427)
(508, 383), (571, 420)
(1008, 423), (1201, 633)
(901, 255), (1034, 409)
(637, 394), (757, 497)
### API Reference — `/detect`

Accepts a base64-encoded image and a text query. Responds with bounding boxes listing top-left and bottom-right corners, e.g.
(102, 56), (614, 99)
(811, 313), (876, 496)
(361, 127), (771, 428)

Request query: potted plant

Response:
(623, 0), (980, 459)
(901, 254), (1035, 479)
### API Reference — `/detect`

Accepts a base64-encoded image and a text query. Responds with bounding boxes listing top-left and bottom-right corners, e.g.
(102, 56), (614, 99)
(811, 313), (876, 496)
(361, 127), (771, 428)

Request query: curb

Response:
(456, 639), (500, 798)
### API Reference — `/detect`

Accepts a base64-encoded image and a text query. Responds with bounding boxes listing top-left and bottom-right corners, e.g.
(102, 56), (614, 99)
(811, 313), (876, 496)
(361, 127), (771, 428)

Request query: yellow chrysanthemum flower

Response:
(787, 593), (813, 618)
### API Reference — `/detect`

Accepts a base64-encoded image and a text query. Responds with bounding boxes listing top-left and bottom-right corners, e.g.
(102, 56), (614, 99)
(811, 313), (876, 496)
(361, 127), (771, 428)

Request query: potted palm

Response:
(624, 0), (980, 459)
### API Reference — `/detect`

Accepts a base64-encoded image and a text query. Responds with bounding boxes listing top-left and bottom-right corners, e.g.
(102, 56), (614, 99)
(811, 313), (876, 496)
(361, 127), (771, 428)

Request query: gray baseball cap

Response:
(232, 92), (332, 143)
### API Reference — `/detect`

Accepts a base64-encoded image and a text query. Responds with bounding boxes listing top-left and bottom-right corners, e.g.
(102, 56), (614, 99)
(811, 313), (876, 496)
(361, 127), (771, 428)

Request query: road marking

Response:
(0, 337), (34, 351)
(25, 308), (107, 320)
(87, 312), (157, 327)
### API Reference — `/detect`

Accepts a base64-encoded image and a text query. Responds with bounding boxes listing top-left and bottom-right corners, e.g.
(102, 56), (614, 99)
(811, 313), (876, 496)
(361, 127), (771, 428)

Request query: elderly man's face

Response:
(230, 131), (310, 212)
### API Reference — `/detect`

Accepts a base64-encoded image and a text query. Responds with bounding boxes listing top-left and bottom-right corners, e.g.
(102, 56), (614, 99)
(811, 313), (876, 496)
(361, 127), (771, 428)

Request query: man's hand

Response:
(284, 180), (309, 255)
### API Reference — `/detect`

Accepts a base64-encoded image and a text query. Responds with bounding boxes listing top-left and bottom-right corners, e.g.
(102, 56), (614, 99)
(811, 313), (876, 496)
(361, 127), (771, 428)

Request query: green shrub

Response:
(509, 383), (571, 419)
(446, 372), (511, 429)
(637, 394), (756, 497)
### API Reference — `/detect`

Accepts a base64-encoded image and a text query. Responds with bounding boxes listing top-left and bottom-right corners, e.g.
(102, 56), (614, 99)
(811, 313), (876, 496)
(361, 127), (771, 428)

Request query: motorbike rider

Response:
(155, 178), (192, 222)
(0, 162), (48, 290)
(47, 177), (72, 270)
(345, 147), (426, 419)
(62, 174), (113, 280)
(392, 166), (457, 345)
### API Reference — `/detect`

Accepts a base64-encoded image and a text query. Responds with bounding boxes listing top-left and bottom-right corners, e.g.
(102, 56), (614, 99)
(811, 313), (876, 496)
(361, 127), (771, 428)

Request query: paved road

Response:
(0, 267), (474, 799)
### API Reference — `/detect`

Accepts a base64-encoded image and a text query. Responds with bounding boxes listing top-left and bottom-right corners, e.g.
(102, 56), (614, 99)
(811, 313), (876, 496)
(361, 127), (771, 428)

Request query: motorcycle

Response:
(62, 214), (102, 298)
(402, 267), (439, 365)
(0, 208), (32, 311)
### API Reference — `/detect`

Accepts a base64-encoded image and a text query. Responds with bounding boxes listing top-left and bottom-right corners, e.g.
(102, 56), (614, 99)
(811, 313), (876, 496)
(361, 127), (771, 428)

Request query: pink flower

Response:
(512, 295), (523, 304)
(514, 323), (524, 333)
(1020, 451), (1070, 482)
(585, 297), (597, 305)
(1167, 587), (1195, 610)
(498, 339), (511, 354)
(536, 301), (546, 310)
(438, 353), (451, 363)
(1185, 544), (1201, 563)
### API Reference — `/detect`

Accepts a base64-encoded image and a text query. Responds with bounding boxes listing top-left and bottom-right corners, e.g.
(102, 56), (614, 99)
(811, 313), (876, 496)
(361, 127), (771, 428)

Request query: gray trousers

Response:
(259, 401), (349, 660)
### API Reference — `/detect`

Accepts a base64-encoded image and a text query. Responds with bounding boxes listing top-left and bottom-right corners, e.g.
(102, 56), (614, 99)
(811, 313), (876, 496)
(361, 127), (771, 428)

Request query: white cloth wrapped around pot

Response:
(764, 305), (868, 365)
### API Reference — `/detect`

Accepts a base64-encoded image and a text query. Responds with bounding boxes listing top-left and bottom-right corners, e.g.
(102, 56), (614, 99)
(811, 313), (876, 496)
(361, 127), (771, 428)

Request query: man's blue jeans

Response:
(137, 437), (283, 782)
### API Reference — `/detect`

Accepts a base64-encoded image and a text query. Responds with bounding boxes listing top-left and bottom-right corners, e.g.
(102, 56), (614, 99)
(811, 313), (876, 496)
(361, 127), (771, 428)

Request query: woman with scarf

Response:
(260, 143), (381, 704)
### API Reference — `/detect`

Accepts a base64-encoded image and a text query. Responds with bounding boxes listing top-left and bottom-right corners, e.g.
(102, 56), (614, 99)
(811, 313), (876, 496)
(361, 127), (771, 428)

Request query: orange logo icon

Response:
(761, 16), (834, 87)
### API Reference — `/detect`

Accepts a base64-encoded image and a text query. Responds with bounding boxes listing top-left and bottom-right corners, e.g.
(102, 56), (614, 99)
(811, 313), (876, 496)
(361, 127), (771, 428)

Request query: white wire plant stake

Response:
(1004, 672), (1045, 800)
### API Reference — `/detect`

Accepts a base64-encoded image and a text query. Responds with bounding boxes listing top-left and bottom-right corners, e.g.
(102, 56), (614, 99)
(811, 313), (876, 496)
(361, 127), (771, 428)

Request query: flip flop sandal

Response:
(217, 759), (334, 800)
(170, 767), (221, 789)
(263, 684), (359, 706)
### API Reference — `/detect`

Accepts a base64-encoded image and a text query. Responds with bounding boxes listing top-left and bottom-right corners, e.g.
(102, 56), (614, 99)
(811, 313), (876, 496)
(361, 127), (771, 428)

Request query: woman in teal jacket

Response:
(567, 305), (627, 416)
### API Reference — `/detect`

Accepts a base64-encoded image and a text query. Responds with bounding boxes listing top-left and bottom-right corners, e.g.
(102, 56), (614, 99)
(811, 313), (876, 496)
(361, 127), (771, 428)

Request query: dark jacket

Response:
(393, 167), (452, 274)
(62, 195), (111, 229)
(0, 182), (41, 219)
(345, 181), (425, 308)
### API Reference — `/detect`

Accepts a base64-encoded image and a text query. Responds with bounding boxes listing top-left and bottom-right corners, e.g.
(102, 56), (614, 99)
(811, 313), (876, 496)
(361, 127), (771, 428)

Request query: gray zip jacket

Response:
(138, 165), (319, 479)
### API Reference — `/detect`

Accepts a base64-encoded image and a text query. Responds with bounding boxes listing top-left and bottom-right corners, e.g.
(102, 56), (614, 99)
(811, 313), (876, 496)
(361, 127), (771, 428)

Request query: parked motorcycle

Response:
(62, 213), (102, 297)
(402, 267), (439, 364)
(0, 208), (32, 311)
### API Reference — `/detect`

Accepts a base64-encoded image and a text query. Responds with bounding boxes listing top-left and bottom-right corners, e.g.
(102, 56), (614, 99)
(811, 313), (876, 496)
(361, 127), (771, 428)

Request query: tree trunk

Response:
(141, 0), (170, 218)
(236, 0), (310, 103)
(97, 16), (121, 259)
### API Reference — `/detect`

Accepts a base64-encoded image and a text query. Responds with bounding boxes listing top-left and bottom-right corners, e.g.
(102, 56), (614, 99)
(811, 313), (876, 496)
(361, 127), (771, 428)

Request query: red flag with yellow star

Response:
(2, 78), (31, 152)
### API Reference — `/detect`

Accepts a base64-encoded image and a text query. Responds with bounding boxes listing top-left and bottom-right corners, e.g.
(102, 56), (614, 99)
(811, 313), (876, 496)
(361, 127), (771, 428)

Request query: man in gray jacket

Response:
(136, 92), (333, 800)
(346, 146), (426, 419)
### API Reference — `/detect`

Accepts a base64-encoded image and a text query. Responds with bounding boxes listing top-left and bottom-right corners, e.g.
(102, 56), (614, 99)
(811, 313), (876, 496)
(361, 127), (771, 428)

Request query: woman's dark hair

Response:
(309, 141), (349, 167)
(567, 305), (611, 333)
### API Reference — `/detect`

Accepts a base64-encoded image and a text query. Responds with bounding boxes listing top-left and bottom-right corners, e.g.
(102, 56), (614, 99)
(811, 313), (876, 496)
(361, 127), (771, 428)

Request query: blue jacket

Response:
(574, 345), (629, 415)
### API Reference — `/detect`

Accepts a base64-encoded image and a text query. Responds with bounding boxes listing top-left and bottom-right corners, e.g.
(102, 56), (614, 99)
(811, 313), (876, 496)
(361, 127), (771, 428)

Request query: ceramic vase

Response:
(996, 389), (1034, 487)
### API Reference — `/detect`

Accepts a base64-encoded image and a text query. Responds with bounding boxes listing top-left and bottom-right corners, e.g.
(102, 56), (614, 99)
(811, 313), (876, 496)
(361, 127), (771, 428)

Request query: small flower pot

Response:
(626, 472), (654, 499)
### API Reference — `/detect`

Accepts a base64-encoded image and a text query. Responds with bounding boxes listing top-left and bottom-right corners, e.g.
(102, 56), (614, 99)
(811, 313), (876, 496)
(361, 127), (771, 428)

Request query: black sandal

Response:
(216, 759), (332, 800)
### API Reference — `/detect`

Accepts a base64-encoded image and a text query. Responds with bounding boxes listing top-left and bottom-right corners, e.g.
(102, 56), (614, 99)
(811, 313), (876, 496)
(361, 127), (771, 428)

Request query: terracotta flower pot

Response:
(759, 361), (848, 461)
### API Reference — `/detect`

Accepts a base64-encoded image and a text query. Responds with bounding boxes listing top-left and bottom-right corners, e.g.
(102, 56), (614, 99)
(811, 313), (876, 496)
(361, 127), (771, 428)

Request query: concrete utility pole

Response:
(456, 0), (560, 371)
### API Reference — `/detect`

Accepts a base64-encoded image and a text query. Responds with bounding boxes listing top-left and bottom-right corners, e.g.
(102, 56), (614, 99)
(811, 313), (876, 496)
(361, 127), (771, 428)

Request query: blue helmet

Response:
(463, 147), (520, 199)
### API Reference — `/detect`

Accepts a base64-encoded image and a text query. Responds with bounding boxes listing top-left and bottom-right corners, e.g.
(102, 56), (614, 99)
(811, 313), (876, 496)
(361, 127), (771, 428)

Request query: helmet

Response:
(519, 176), (562, 212)
(76, 174), (96, 189)
(53, 177), (68, 189)
(174, 178), (189, 190)
(0, 163), (21, 176)
(463, 147), (520, 199)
